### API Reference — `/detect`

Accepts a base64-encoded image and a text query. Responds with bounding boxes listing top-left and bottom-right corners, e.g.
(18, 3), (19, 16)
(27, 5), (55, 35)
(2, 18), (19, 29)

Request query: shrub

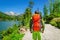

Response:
(50, 18), (60, 29)
(1, 24), (24, 40)
(2, 33), (24, 40)
(50, 20), (57, 27)
(56, 22), (60, 29)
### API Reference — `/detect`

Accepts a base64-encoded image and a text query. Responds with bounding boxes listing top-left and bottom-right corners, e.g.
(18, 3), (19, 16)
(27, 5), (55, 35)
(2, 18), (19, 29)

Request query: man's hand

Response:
(30, 31), (32, 33)
(41, 28), (44, 33)
(41, 25), (44, 33)
(42, 31), (44, 33)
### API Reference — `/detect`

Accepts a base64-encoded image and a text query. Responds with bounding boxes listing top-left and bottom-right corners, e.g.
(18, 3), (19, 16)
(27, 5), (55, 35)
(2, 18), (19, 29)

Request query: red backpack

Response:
(32, 14), (41, 31)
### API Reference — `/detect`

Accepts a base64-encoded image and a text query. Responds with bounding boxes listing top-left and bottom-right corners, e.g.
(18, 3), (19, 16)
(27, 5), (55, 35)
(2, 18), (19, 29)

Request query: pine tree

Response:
(43, 5), (48, 22)
(53, 0), (60, 17)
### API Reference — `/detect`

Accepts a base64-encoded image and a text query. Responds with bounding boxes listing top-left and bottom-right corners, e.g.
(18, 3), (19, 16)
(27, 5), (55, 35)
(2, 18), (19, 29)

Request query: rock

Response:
(19, 26), (27, 34)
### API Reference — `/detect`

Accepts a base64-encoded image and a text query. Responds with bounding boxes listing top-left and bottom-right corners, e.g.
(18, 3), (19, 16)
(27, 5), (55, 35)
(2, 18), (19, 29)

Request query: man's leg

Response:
(32, 31), (37, 40)
(37, 31), (41, 40)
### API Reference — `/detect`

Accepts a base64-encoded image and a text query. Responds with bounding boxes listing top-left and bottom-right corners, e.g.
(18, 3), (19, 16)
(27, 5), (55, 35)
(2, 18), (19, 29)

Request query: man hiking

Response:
(30, 11), (45, 40)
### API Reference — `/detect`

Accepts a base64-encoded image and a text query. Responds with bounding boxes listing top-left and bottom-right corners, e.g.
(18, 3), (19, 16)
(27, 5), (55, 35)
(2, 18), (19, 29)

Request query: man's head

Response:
(35, 11), (39, 14)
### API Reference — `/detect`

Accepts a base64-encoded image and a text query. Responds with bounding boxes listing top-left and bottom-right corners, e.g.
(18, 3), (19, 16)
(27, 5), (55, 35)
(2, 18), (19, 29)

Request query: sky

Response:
(0, 0), (49, 15)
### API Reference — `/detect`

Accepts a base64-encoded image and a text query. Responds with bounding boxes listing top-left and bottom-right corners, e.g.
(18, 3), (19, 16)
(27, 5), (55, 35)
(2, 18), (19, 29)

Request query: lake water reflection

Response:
(0, 21), (20, 31)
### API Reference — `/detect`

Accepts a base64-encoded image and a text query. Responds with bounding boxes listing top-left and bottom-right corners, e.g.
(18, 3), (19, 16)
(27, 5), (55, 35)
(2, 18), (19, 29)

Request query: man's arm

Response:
(30, 19), (33, 33)
(41, 19), (45, 33)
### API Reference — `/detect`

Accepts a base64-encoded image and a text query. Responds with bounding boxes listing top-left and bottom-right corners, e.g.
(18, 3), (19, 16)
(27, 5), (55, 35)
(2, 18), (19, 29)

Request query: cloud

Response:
(9, 11), (15, 15)
(5, 11), (20, 16)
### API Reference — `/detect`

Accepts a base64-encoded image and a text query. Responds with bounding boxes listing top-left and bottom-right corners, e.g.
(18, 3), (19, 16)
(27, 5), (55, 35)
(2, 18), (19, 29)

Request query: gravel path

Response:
(22, 24), (60, 40)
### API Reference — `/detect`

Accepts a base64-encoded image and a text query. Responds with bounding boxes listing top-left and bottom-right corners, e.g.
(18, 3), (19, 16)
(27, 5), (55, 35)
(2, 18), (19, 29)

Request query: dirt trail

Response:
(22, 24), (60, 40)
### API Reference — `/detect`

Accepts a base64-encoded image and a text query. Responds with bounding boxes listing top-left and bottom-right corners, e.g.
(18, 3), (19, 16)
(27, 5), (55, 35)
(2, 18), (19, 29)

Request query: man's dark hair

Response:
(35, 11), (39, 14)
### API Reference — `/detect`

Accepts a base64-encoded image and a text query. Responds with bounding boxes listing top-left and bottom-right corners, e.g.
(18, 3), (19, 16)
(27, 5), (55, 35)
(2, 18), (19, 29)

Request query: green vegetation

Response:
(0, 0), (34, 40)
(17, 0), (34, 28)
(50, 18), (60, 29)
(0, 11), (18, 21)
(0, 0), (60, 39)
(0, 0), (34, 28)
(43, 5), (48, 22)
(23, 8), (32, 28)
(0, 24), (24, 40)
(43, 0), (60, 28)
(0, 0), (60, 29)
